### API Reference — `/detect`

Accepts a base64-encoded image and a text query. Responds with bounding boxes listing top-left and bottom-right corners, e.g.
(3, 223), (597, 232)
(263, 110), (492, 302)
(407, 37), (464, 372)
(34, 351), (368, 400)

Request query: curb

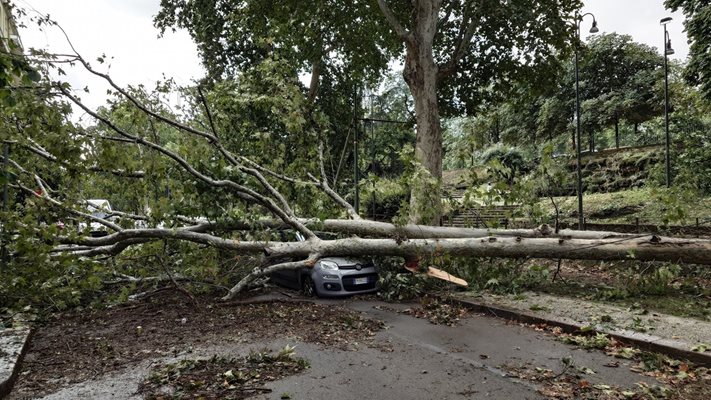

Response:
(0, 327), (33, 399)
(450, 296), (711, 367)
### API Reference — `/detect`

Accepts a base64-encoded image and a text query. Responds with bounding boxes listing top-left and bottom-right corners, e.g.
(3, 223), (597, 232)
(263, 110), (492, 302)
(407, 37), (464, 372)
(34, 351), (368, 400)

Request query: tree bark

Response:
(63, 225), (711, 267)
(402, 0), (443, 225)
(588, 130), (595, 153)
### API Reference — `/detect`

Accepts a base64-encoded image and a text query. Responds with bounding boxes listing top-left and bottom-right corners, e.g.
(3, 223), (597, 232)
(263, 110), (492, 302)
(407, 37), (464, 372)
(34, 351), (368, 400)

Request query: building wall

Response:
(0, 0), (21, 52)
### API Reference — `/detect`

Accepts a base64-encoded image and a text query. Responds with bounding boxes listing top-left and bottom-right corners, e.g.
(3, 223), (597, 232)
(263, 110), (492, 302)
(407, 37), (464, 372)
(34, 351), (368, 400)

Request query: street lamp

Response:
(661, 17), (674, 188)
(574, 12), (599, 230)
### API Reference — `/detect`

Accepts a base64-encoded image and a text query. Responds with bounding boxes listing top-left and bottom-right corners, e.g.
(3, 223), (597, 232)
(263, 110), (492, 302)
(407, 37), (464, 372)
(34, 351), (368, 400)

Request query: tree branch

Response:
(377, 0), (413, 44)
(222, 254), (320, 300)
(438, 5), (477, 80)
(311, 141), (361, 220)
(58, 85), (315, 240)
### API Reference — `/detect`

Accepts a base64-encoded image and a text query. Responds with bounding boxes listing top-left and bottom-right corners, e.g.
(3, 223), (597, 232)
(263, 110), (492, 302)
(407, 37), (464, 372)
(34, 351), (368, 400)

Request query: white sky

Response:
(15, 0), (690, 112)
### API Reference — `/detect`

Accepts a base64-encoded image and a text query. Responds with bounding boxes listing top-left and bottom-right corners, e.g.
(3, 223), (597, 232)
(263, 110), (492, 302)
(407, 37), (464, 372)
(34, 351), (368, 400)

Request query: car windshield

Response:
(91, 211), (108, 220)
(279, 231), (339, 242)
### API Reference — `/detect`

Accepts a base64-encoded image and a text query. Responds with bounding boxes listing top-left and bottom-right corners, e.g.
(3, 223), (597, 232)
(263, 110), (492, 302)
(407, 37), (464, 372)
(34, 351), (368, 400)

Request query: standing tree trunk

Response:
(588, 130), (595, 153)
(571, 127), (577, 153)
(615, 118), (620, 149)
(378, 0), (444, 225)
(403, 20), (443, 225)
(377, 0), (480, 225)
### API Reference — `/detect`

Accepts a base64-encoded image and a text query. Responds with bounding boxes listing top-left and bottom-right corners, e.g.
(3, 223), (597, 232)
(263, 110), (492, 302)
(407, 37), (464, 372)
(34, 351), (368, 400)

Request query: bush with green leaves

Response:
(379, 255), (551, 297)
(376, 257), (439, 301)
(360, 177), (409, 222)
(480, 145), (532, 187)
(672, 130), (711, 195)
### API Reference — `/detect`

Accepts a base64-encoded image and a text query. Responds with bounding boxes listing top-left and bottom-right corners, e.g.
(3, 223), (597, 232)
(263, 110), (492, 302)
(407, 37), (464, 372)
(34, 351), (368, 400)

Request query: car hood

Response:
(319, 256), (369, 267)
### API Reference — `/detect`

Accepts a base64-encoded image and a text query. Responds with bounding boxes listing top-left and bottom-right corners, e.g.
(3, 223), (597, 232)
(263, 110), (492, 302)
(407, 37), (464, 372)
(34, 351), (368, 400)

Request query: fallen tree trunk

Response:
(185, 218), (635, 239)
(60, 225), (711, 266)
(58, 220), (635, 249)
(312, 219), (633, 240)
(263, 235), (711, 265)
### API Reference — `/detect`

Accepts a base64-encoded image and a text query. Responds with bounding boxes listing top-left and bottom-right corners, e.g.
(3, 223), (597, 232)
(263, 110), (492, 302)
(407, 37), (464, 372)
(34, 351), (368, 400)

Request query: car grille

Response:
(342, 273), (378, 292)
(338, 263), (373, 270)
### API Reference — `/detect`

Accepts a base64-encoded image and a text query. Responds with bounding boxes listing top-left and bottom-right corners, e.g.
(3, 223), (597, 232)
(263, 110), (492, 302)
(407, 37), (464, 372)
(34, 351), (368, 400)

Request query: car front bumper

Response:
(311, 268), (378, 297)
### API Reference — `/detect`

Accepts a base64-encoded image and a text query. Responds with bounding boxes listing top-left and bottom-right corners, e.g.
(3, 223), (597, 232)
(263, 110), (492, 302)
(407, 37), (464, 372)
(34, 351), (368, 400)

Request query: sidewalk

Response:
(0, 326), (32, 398)
(452, 291), (711, 366)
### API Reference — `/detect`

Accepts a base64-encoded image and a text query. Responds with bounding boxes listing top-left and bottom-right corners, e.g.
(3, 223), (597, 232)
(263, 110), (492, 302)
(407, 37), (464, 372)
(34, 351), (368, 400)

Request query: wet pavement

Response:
(11, 298), (657, 399)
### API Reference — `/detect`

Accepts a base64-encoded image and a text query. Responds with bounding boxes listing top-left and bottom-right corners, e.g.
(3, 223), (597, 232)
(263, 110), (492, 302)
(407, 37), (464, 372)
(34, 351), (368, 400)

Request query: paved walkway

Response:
(454, 291), (711, 365)
(10, 298), (662, 399)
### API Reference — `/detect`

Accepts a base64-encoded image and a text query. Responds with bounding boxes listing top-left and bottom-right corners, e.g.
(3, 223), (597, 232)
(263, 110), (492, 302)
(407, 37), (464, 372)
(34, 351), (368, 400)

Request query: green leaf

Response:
(26, 69), (41, 82)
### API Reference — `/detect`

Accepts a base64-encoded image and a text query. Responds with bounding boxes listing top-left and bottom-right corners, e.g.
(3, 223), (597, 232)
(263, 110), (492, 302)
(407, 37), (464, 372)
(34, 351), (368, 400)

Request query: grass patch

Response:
(538, 187), (711, 225)
(537, 280), (711, 321)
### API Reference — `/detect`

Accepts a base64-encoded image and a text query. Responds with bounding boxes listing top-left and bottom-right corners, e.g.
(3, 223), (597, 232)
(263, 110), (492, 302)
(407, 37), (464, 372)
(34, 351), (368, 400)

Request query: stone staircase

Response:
(443, 204), (519, 228)
(442, 185), (520, 228)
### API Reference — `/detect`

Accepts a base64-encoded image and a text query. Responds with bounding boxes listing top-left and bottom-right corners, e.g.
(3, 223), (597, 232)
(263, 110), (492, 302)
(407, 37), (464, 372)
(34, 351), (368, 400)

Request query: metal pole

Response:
(370, 96), (376, 221)
(2, 143), (9, 268)
(663, 26), (671, 188)
(574, 36), (584, 230)
(2, 143), (7, 211)
(353, 89), (360, 214)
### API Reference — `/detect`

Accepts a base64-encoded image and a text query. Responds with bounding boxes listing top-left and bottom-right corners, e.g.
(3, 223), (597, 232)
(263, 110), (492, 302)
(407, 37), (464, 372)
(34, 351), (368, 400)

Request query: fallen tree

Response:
(2, 19), (710, 307)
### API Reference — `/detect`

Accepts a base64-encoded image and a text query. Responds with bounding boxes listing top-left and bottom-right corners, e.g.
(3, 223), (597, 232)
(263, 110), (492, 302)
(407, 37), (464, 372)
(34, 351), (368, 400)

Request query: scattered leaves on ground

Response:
(400, 296), (469, 326)
(509, 322), (711, 399)
(138, 345), (308, 400)
(12, 294), (384, 398)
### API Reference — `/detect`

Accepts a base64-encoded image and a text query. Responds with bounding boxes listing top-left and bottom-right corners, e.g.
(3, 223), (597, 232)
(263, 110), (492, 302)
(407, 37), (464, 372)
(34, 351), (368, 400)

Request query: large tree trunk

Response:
(69, 224), (711, 267)
(403, 0), (443, 225)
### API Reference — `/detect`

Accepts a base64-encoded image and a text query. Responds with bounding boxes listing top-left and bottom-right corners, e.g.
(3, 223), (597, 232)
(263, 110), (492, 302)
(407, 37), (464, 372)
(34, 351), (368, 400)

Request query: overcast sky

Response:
(16, 0), (690, 112)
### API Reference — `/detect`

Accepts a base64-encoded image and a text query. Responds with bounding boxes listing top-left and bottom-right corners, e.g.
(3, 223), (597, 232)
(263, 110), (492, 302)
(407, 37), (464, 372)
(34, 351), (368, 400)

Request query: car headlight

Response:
(319, 260), (339, 270)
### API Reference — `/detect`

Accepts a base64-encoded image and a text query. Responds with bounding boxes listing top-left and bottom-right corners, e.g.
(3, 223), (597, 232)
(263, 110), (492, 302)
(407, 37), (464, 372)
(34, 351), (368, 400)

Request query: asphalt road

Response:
(29, 298), (654, 399)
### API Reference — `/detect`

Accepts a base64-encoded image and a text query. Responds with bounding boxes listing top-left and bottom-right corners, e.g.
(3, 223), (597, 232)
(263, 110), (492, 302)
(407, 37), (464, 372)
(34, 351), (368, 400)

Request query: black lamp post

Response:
(661, 17), (674, 188)
(574, 12), (599, 230)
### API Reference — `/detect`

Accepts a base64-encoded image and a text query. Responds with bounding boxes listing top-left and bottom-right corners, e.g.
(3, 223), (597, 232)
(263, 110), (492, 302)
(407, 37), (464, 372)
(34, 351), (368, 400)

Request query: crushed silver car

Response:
(269, 232), (378, 297)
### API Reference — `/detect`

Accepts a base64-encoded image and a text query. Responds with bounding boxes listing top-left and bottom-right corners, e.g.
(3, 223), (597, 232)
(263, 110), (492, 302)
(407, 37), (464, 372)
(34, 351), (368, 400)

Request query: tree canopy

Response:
(443, 33), (667, 156)
(665, 0), (711, 101)
(155, 0), (583, 224)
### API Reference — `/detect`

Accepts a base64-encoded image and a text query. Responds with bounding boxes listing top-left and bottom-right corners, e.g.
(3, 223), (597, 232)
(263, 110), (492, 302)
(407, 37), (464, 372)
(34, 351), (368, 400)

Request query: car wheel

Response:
(302, 275), (317, 297)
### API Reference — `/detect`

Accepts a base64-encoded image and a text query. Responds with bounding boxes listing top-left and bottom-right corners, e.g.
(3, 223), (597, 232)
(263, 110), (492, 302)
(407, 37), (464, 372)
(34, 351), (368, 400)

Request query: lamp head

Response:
(660, 17), (673, 25)
(589, 20), (599, 33)
(666, 39), (675, 55)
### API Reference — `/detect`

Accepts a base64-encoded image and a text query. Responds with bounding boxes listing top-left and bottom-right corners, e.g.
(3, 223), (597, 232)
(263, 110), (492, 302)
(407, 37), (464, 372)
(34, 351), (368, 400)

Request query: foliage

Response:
(0, 47), (339, 311)
(447, 33), (667, 153)
(665, 0), (711, 101)
(625, 263), (682, 297)
(155, 0), (581, 117)
(448, 258), (550, 295)
(480, 145), (531, 187)
(360, 177), (409, 222)
(662, 79), (711, 194)
(376, 257), (438, 301)
(579, 34), (664, 131)
(155, 0), (399, 85)
(156, 0), (582, 225)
